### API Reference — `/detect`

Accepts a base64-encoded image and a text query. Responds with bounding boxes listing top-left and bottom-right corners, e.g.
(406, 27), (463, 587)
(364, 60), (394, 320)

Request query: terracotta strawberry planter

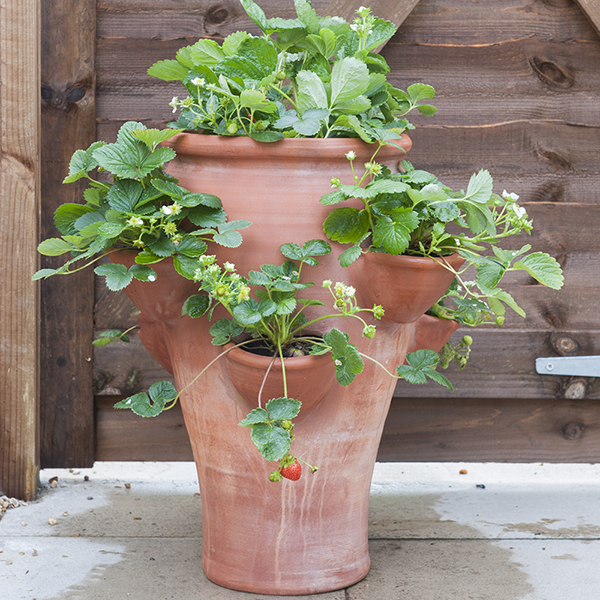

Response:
(115, 134), (461, 595)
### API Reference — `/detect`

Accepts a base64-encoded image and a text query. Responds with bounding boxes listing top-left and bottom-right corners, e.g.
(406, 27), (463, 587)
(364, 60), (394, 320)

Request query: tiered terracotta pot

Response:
(116, 134), (461, 595)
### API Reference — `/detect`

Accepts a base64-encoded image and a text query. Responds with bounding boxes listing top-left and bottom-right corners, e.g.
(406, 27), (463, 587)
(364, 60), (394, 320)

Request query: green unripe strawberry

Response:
(269, 471), (282, 482)
(281, 420), (293, 431)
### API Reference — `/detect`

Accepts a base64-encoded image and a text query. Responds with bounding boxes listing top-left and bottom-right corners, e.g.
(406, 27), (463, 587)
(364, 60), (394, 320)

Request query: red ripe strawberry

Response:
(280, 459), (302, 481)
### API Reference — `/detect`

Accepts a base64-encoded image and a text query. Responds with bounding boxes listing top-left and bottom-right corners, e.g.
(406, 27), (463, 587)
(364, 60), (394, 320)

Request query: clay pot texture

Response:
(115, 133), (460, 595)
(224, 343), (337, 415)
(353, 251), (466, 324)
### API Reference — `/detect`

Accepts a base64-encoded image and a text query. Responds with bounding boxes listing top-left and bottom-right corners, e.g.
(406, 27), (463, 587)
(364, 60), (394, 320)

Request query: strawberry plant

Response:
(149, 1), (435, 143)
(114, 239), (454, 481)
(321, 146), (564, 328)
(33, 121), (250, 291)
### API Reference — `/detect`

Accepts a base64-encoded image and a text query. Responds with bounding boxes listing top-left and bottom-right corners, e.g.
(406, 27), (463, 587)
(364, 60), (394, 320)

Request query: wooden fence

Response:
(2, 0), (600, 499)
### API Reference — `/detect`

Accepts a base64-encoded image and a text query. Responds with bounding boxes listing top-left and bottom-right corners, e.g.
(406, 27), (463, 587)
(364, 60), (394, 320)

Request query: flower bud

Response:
(362, 325), (376, 339)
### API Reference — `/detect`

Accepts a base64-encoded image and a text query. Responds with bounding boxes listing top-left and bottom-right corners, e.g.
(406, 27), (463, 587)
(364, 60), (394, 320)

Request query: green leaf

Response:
(280, 238), (331, 263)
(330, 57), (370, 107)
(433, 201), (460, 223)
(182, 294), (210, 318)
(250, 130), (285, 142)
(323, 207), (369, 244)
(476, 258), (506, 289)
(98, 221), (128, 238)
(114, 392), (165, 417)
(173, 254), (200, 280)
(239, 407), (269, 426)
(213, 229), (243, 248)
(130, 128), (184, 150)
(37, 238), (79, 256)
(187, 39), (226, 66)
(93, 139), (176, 180)
(396, 349), (453, 390)
(479, 286), (526, 318)
(363, 18), (397, 51)
(233, 300), (263, 326)
(182, 192), (222, 208)
(54, 204), (95, 235)
(217, 37), (278, 85)
(296, 70), (328, 112)
(323, 328), (364, 386)
(333, 95), (371, 115)
(250, 423), (291, 462)
(149, 380), (178, 403)
(320, 189), (349, 205)
(213, 220), (251, 248)
(134, 249), (163, 265)
(175, 236), (208, 258)
(32, 268), (59, 280)
(240, 0), (268, 32)
(465, 169), (493, 204)
(188, 205), (228, 228)
(94, 263), (133, 291)
(239, 89), (278, 113)
(107, 180), (144, 212)
(223, 31), (249, 56)
(209, 318), (244, 345)
(130, 264), (157, 282)
(513, 252), (564, 289)
(148, 59), (189, 81)
(372, 210), (419, 255)
(63, 142), (104, 183)
(338, 242), (363, 267)
(266, 397), (301, 420)
(406, 83), (436, 103)
(294, 0), (320, 33)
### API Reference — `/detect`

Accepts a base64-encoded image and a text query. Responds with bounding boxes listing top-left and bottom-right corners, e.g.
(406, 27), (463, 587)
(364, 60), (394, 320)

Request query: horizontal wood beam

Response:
(0, 0), (41, 500)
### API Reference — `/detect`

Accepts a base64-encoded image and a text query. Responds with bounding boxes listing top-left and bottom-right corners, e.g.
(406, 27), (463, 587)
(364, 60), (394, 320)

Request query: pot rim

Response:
(164, 131), (412, 160)
(362, 251), (465, 270)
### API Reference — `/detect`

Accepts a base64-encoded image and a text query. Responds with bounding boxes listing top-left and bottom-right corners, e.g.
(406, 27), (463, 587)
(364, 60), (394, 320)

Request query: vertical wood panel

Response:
(40, 0), (96, 468)
(0, 0), (41, 500)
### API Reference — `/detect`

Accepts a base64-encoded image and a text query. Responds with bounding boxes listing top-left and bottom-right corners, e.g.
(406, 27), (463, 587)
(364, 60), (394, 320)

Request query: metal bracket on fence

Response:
(535, 356), (600, 377)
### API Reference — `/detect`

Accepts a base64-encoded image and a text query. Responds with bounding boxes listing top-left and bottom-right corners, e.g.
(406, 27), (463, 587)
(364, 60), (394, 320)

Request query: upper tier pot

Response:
(119, 133), (460, 596)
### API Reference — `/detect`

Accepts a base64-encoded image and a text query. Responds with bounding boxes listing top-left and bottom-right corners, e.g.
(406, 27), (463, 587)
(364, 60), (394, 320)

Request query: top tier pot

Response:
(119, 134), (460, 596)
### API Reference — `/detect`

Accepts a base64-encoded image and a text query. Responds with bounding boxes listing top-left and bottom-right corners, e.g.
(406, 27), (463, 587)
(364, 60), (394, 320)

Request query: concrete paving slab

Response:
(2, 462), (600, 600)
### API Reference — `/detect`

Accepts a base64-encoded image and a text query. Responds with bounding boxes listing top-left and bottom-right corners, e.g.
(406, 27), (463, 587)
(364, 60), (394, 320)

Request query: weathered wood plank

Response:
(0, 0), (40, 500)
(95, 397), (193, 461)
(97, 0), (331, 40)
(574, 0), (600, 39)
(96, 393), (600, 464)
(393, 328), (600, 400)
(97, 0), (598, 44)
(40, 0), (96, 468)
(398, 0), (598, 44)
(92, 327), (600, 401)
(378, 396), (600, 463)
